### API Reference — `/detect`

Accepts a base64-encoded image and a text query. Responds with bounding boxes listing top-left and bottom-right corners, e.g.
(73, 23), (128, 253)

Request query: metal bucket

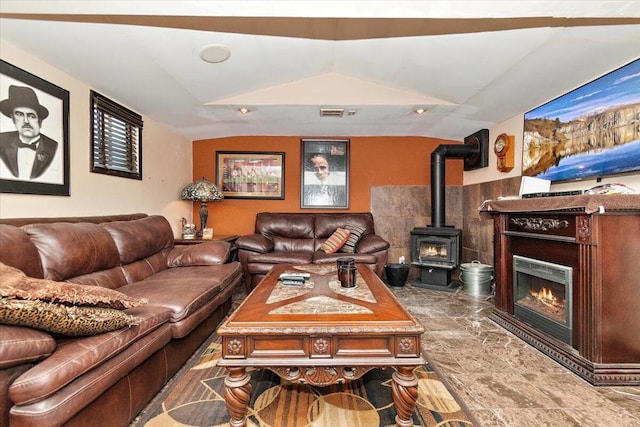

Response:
(459, 261), (493, 296)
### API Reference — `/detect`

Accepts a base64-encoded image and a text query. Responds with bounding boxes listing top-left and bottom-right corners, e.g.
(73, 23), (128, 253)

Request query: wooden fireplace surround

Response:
(481, 194), (640, 386)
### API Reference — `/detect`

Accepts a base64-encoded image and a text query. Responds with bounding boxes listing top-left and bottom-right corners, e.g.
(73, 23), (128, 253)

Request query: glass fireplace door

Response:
(513, 255), (573, 345)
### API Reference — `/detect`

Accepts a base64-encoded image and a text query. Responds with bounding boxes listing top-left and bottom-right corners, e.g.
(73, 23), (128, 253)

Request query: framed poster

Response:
(0, 60), (70, 195)
(216, 151), (285, 199)
(301, 138), (349, 209)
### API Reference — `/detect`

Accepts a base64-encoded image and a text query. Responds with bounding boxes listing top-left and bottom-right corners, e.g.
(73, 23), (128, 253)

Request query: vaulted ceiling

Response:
(1, 1), (639, 141)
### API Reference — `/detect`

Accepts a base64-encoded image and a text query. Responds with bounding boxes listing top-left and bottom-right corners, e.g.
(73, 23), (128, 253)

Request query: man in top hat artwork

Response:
(0, 85), (59, 180)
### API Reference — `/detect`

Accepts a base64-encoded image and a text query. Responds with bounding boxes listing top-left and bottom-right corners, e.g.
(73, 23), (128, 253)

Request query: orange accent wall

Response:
(192, 136), (463, 235)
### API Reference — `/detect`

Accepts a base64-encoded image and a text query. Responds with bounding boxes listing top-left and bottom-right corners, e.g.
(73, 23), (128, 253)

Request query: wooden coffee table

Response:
(217, 263), (425, 427)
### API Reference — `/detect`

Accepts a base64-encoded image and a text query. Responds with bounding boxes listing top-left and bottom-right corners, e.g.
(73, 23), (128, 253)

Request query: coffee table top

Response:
(217, 264), (424, 336)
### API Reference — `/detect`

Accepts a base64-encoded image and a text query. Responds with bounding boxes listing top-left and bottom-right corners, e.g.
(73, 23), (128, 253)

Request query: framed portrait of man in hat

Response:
(0, 60), (69, 196)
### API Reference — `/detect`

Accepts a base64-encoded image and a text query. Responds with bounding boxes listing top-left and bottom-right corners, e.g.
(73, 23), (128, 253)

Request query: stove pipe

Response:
(430, 144), (479, 228)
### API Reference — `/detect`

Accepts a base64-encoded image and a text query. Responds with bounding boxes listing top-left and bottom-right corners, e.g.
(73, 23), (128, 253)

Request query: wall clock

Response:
(494, 133), (514, 172)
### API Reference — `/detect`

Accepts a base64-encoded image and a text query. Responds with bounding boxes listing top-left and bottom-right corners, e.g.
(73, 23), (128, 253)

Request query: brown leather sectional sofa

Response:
(236, 212), (390, 290)
(0, 214), (242, 427)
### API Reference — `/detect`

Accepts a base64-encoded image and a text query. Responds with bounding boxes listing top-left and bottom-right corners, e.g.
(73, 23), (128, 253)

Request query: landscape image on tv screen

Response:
(523, 58), (640, 183)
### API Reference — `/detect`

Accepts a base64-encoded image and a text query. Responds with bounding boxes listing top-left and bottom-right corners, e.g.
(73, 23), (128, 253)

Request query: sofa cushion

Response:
(0, 263), (147, 309)
(255, 213), (315, 240)
(23, 222), (121, 281)
(313, 252), (378, 265)
(255, 213), (316, 252)
(168, 278), (239, 339)
(0, 225), (43, 279)
(167, 241), (230, 267)
(272, 237), (316, 252)
(314, 213), (374, 238)
(65, 267), (129, 290)
(0, 298), (141, 337)
(120, 251), (171, 284)
(117, 263), (241, 323)
(339, 223), (367, 253)
(245, 251), (314, 265)
(320, 228), (350, 253)
(103, 215), (173, 265)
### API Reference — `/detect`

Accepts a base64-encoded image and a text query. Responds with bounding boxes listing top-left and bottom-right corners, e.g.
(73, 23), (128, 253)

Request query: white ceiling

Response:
(1, 1), (639, 142)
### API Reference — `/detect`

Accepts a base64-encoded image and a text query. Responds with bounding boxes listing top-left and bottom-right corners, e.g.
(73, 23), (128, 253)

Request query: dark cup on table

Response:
(337, 257), (356, 288)
(336, 257), (355, 270)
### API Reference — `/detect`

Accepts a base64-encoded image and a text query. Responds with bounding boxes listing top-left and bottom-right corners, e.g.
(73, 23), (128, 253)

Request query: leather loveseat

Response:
(0, 214), (242, 427)
(236, 212), (390, 290)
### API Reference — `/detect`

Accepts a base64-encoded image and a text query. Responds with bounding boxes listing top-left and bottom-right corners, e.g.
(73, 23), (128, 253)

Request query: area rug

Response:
(131, 332), (476, 427)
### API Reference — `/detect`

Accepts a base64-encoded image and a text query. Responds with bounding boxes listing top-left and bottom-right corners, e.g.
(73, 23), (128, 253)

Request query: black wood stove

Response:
(410, 226), (461, 289)
(410, 135), (486, 290)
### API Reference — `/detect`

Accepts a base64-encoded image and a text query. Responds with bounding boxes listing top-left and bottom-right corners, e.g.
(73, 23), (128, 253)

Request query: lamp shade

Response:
(180, 178), (224, 202)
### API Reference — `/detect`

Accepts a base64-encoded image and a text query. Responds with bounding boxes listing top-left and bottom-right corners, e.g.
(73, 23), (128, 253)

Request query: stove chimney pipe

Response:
(430, 143), (479, 228)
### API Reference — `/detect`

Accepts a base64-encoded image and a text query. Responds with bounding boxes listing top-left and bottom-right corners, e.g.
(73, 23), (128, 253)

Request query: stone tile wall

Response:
(371, 185), (462, 280)
(371, 177), (521, 280)
(461, 176), (521, 266)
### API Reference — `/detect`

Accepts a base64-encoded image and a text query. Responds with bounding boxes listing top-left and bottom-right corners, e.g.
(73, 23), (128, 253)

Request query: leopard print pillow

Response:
(0, 297), (141, 336)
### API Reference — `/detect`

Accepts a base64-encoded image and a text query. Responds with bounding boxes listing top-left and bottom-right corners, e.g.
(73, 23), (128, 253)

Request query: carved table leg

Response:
(392, 366), (419, 427)
(224, 367), (252, 427)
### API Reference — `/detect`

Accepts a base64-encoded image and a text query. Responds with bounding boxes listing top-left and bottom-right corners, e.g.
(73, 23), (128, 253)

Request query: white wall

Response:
(464, 113), (640, 194)
(0, 40), (193, 237)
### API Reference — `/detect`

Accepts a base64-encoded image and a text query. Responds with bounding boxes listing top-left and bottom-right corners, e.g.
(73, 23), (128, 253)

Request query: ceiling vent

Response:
(319, 108), (344, 117)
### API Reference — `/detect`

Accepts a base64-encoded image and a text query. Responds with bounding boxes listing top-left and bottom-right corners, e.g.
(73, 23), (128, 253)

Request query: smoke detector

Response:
(199, 44), (231, 63)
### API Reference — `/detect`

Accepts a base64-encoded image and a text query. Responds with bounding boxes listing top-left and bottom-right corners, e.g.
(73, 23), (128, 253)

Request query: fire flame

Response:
(521, 286), (566, 322)
(532, 287), (556, 303)
(421, 245), (447, 257)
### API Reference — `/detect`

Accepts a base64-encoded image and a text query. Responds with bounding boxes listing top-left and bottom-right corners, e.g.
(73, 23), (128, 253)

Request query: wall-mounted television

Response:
(522, 58), (640, 183)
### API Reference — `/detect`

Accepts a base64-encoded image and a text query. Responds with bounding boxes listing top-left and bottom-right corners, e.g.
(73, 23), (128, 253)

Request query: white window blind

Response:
(91, 91), (143, 180)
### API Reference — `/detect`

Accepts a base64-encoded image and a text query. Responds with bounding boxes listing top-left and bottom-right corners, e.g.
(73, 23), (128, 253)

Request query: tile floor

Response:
(390, 282), (640, 427)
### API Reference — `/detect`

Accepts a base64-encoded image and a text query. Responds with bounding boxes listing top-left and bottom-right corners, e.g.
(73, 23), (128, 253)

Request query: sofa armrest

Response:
(167, 241), (231, 267)
(235, 234), (274, 254)
(0, 325), (56, 369)
(355, 234), (390, 254)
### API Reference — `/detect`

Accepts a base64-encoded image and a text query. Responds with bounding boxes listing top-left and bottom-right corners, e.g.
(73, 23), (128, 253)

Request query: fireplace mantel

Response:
(479, 193), (640, 215)
(484, 195), (640, 386)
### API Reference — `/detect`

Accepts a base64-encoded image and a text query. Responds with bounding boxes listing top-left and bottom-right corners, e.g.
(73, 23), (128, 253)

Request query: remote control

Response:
(281, 279), (304, 286)
(279, 273), (310, 281)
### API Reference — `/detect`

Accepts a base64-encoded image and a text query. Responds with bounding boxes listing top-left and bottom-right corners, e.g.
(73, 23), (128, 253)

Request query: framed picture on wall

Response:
(215, 151), (285, 199)
(301, 138), (349, 209)
(0, 60), (70, 196)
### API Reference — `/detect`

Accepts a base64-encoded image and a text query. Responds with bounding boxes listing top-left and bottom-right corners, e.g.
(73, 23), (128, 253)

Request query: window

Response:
(91, 90), (143, 180)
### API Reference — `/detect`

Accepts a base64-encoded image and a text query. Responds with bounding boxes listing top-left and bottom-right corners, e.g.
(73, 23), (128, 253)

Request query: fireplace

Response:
(410, 227), (461, 290)
(409, 137), (481, 290)
(486, 198), (640, 386)
(513, 255), (572, 345)
(411, 228), (461, 268)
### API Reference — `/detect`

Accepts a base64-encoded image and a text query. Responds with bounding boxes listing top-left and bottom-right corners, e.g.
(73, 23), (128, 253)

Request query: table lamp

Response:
(180, 177), (224, 237)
